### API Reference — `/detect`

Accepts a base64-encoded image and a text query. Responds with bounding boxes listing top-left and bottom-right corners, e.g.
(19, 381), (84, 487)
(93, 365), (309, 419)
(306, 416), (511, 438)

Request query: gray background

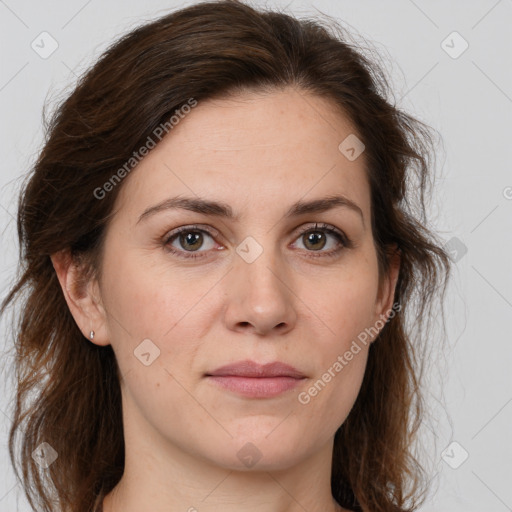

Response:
(1, 1), (511, 511)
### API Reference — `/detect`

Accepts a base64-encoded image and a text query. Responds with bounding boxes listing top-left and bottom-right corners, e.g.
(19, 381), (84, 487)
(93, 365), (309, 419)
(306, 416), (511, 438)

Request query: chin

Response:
(196, 430), (313, 472)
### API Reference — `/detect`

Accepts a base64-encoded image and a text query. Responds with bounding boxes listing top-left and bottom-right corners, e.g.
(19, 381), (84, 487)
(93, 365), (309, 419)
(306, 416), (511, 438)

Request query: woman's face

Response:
(89, 87), (398, 471)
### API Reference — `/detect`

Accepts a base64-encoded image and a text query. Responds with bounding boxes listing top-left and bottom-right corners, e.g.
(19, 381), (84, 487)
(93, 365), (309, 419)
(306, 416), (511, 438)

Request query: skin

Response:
(52, 86), (400, 512)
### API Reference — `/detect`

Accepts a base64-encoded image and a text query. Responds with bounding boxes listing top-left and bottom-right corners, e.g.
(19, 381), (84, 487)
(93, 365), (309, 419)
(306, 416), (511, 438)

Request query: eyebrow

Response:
(137, 194), (365, 228)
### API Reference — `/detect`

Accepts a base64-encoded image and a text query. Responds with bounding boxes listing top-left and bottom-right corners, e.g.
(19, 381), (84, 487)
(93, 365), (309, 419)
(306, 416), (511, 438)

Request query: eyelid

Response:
(162, 222), (353, 259)
(163, 223), (221, 244)
(164, 222), (346, 241)
(294, 222), (351, 246)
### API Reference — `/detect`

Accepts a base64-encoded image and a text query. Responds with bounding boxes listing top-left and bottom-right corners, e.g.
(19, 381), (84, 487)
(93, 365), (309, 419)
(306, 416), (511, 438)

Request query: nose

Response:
(222, 246), (297, 336)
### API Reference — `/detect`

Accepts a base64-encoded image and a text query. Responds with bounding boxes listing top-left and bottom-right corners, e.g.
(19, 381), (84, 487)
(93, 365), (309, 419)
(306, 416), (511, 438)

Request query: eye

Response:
(292, 223), (352, 258)
(163, 224), (219, 260)
(163, 222), (353, 260)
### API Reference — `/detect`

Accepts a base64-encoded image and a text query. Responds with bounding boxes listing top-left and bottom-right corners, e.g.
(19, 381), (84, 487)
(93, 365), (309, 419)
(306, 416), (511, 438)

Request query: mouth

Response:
(205, 360), (307, 398)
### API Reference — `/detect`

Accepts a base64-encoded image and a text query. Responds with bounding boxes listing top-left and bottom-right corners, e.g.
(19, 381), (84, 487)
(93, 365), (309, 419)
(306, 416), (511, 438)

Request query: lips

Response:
(205, 360), (305, 379)
(205, 360), (306, 398)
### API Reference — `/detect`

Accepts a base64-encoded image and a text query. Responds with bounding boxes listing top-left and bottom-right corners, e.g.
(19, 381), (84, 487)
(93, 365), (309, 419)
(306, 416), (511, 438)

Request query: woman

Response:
(1, 1), (451, 511)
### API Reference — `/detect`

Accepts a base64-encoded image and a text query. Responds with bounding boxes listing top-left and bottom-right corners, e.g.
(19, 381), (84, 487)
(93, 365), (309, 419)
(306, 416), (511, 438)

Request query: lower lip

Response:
(206, 376), (303, 398)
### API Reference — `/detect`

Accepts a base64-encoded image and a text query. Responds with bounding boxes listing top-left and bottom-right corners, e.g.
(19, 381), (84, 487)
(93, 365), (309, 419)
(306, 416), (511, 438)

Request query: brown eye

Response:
(164, 225), (218, 259)
(302, 231), (328, 251)
(293, 223), (352, 258)
(177, 231), (204, 251)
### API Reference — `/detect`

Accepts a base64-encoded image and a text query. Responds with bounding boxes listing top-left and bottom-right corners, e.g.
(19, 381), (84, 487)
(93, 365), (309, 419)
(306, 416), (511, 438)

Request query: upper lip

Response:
(206, 360), (306, 378)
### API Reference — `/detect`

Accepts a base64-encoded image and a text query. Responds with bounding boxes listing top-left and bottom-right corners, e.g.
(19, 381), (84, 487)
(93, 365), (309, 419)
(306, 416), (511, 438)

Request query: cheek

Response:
(99, 254), (209, 429)
(296, 258), (378, 425)
(102, 242), (179, 330)
(100, 248), (220, 373)
(297, 334), (369, 438)
(307, 259), (380, 352)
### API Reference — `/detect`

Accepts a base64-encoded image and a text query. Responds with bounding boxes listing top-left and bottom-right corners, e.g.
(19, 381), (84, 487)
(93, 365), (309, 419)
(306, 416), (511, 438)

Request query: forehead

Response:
(113, 87), (370, 223)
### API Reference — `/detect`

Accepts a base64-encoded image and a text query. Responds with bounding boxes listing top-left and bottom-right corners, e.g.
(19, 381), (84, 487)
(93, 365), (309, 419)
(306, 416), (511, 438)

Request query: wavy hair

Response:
(1, 1), (451, 511)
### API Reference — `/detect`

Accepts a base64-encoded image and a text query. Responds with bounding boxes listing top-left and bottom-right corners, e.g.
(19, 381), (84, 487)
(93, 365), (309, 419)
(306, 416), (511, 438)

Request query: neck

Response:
(102, 382), (349, 512)
(102, 409), (345, 512)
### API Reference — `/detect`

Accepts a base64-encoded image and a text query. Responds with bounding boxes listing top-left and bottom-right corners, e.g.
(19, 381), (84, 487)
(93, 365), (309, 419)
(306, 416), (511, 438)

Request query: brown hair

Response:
(1, 1), (451, 511)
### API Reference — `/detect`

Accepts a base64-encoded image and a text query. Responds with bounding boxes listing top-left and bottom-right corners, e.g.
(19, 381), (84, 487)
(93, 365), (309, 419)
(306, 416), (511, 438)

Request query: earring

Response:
(90, 330), (95, 340)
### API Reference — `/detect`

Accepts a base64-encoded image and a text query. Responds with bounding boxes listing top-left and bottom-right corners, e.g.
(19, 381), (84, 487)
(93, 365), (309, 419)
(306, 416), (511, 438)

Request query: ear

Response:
(372, 244), (401, 339)
(50, 249), (109, 346)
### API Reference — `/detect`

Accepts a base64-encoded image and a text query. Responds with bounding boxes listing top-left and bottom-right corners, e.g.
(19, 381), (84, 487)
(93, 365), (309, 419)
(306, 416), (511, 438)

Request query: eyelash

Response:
(162, 223), (353, 260)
